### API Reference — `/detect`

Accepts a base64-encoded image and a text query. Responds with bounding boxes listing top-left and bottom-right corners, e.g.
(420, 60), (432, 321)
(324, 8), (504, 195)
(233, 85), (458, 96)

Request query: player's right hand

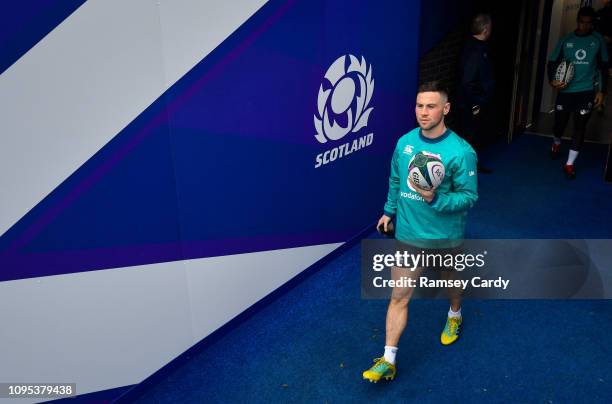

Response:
(550, 80), (568, 89)
(377, 215), (391, 233)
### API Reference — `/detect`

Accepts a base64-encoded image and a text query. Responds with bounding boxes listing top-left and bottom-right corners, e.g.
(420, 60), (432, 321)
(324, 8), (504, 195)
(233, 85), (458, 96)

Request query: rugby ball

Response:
(408, 151), (445, 191)
(554, 60), (575, 85)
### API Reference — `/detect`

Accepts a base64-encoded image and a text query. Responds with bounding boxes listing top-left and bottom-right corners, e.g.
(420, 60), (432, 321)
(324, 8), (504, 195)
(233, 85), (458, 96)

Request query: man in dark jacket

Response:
(457, 13), (494, 174)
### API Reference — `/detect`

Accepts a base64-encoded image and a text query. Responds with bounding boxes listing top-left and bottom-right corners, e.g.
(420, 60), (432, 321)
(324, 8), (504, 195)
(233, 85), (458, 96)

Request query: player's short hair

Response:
(417, 81), (449, 101)
(470, 13), (492, 35)
(577, 6), (596, 20)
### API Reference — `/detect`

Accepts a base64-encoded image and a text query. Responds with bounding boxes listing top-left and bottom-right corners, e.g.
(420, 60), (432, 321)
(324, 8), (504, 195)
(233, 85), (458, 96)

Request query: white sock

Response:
(553, 137), (561, 145)
(448, 307), (462, 318)
(383, 346), (398, 365)
(566, 149), (579, 165)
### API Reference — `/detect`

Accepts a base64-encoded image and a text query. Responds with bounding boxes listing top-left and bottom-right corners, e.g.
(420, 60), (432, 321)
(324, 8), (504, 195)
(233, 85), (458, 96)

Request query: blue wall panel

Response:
(167, 0), (421, 257)
(0, 0), (421, 282)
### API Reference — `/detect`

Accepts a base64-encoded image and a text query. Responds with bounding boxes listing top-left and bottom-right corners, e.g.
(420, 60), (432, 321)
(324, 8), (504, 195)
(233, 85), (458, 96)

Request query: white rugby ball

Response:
(408, 152), (446, 191)
(554, 60), (575, 85)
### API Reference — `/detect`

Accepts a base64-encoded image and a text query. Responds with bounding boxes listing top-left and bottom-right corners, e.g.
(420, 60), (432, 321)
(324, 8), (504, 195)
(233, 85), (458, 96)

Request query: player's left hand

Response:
(594, 92), (605, 109)
(409, 177), (436, 203)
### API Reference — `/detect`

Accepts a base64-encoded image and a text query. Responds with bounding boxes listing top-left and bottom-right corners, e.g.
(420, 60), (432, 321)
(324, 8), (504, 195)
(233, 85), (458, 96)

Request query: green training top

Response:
(383, 128), (478, 248)
(549, 31), (609, 93)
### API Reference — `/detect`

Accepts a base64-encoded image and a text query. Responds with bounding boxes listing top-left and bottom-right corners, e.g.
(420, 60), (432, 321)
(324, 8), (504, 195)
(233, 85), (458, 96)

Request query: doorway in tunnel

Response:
(470, 0), (553, 144)
(518, 0), (612, 148)
(464, 0), (546, 144)
(419, 0), (610, 163)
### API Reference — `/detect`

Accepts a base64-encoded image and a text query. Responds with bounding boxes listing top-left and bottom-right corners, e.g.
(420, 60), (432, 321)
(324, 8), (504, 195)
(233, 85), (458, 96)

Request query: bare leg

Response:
(385, 297), (409, 346)
(441, 269), (463, 312)
(448, 293), (462, 312)
(385, 266), (421, 346)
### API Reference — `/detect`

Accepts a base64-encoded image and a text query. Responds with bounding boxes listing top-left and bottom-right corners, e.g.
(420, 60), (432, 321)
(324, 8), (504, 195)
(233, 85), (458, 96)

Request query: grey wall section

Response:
(0, 0), (168, 236)
(0, 0), (268, 238)
(0, 244), (339, 402)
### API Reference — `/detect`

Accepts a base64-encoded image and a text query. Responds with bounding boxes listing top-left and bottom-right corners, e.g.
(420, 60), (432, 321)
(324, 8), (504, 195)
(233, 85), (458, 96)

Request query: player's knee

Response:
(389, 296), (410, 308)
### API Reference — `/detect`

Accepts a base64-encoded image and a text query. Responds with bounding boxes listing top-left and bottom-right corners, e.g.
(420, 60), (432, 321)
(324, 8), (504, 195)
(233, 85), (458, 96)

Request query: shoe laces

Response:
(372, 358), (391, 372)
(446, 317), (460, 335)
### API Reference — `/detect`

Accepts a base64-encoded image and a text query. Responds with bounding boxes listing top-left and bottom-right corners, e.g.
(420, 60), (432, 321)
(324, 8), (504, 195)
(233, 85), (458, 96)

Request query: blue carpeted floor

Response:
(134, 134), (612, 403)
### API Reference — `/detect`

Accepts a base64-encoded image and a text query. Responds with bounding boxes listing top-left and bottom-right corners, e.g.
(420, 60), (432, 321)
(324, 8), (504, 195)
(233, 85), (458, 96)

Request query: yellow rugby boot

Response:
(362, 357), (396, 383)
(441, 315), (462, 345)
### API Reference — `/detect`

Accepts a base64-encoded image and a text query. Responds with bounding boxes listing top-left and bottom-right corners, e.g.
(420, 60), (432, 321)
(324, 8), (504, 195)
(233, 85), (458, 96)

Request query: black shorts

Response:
(555, 91), (595, 114)
(394, 240), (464, 271)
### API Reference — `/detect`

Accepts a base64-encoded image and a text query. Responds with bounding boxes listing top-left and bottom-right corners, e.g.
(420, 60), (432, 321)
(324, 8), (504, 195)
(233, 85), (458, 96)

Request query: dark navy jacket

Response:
(458, 36), (495, 108)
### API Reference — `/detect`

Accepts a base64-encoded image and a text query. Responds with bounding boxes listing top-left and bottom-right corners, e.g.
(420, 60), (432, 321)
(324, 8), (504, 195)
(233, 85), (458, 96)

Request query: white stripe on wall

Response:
(0, 242), (341, 400)
(0, 0), (268, 237)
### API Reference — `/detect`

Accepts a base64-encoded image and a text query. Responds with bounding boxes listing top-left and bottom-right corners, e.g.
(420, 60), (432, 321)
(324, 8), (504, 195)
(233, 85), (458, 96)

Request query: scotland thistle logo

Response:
(314, 55), (374, 144)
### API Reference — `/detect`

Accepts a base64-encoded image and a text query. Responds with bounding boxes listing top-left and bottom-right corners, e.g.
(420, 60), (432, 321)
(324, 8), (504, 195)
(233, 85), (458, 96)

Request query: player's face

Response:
(415, 92), (450, 130)
(576, 16), (594, 35)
